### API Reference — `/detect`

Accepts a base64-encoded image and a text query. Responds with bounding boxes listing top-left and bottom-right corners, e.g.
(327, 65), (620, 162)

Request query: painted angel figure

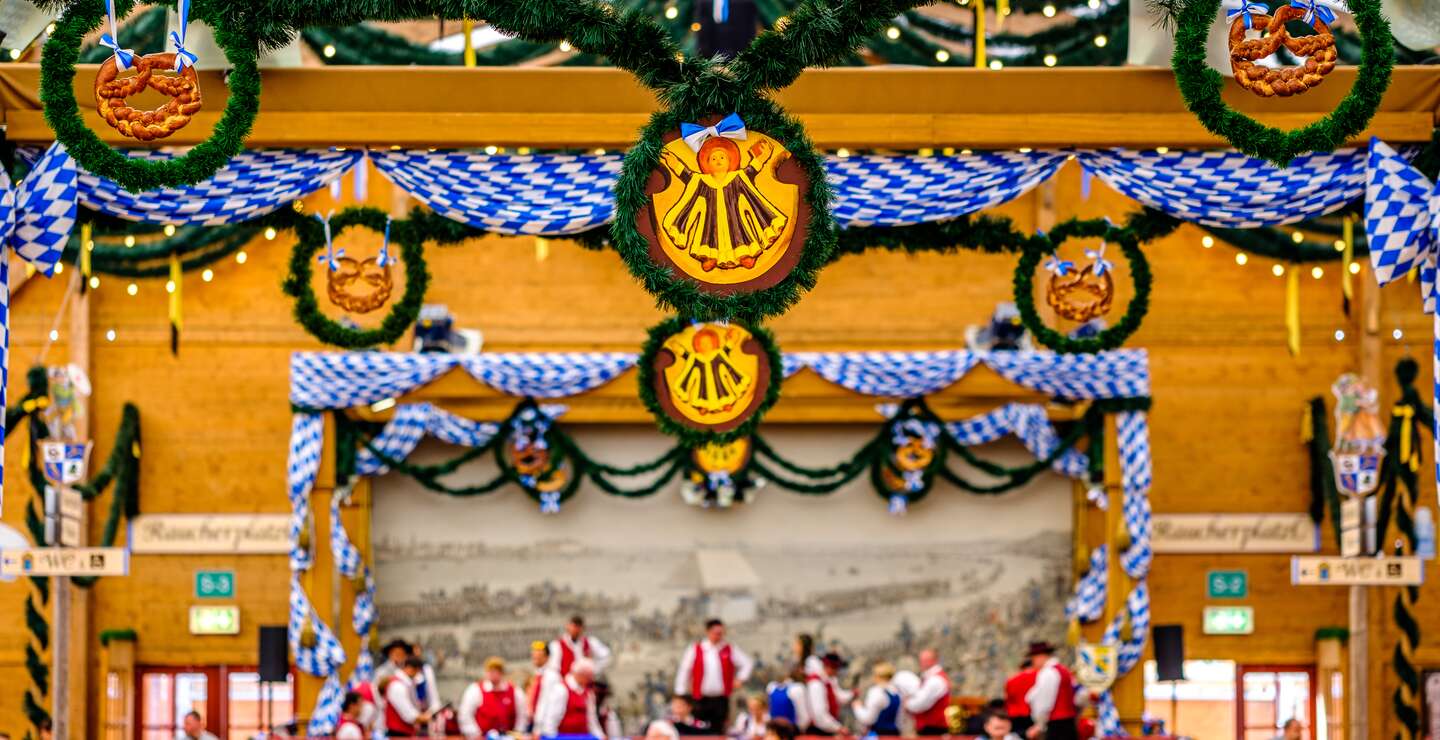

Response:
(659, 117), (790, 272)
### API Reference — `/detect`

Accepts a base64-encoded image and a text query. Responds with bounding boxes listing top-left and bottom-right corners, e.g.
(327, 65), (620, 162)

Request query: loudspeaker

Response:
(1153, 624), (1186, 681)
(258, 626), (289, 682)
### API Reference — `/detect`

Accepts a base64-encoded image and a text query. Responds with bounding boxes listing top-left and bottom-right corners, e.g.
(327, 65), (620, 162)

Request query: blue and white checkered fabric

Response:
(330, 491), (363, 578)
(826, 151), (1067, 227)
(1097, 582), (1152, 737)
(354, 402), (502, 475)
(370, 151), (624, 236)
(1065, 545), (1107, 623)
(1118, 411), (1154, 578)
(307, 674), (346, 736)
(789, 351), (981, 397)
(1078, 147), (1372, 228)
(10, 143), (77, 276)
(287, 413), (323, 572)
(945, 403), (1090, 479)
(289, 574), (346, 678)
(0, 172), (11, 517)
(461, 353), (636, 398)
(74, 147), (360, 225)
(984, 349), (1151, 400)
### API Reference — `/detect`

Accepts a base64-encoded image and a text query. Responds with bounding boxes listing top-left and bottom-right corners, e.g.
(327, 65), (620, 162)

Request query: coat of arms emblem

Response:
(1329, 374), (1385, 497)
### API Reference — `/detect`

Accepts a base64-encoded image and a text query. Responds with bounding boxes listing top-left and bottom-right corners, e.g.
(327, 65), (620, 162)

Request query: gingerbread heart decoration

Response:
(95, 52), (202, 141)
(1229, 4), (1339, 97)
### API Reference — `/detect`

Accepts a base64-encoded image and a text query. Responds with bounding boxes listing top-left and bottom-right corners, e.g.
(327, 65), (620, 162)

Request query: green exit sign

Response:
(189, 605), (241, 635)
(195, 570), (235, 599)
(1203, 605), (1255, 635)
(1207, 569), (1248, 599)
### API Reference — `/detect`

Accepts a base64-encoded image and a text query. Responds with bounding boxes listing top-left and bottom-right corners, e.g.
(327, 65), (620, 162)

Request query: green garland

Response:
(1171, 0), (1394, 166)
(1379, 358), (1425, 739)
(280, 207), (431, 349)
(636, 315), (784, 446)
(1013, 216), (1155, 353)
(12, 367), (51, 735)
(41, 0), (263, 192)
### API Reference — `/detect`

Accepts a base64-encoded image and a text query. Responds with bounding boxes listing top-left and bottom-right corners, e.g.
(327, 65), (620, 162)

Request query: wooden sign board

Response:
(1152, 513), (1319, 553)
(0, 547), (128, 576)
(1292, 556), (1424, 586)
(129, 514), (290, 555)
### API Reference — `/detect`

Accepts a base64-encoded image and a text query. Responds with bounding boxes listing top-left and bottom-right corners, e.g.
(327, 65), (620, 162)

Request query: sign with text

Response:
(195, 570), (235, 599)
(189, 605), (241, 635)
(1152, 513), (1319, 554)
(0, 547), (128, 576)
(129, 514), (289, 555)
(1203, 605), (1255, 635)
(59, 517), (81, 548)
(1292, 556), (1424, 586)
(58, 487), (83, 520)
(1207, 570), (1248, 599)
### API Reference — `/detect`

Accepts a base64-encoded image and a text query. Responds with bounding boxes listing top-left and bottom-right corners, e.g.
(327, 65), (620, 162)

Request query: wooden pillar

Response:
(100, 636), (136, 740)
(1351, 258), (1383, 740)
(54, 270), (92, 740)
(296, 414), (338, 725)
(1102, 412), (1143, 731)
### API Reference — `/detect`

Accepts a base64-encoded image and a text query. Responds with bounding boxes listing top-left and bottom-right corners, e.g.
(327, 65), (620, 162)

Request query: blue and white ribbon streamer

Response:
(1086, 241), (1112, 276)
(1065, 545), (1108, 623)
(1226, 1), (1268, 28)
(1292, 0), (1337, 26)
(314, 211), (343, 272)
(100, 0), (136, 71)
(1045, 253), (1074, 277)
(680, 113), (748, 153)
(169, 0), (196, 70)
(945, 403), (1091, 479)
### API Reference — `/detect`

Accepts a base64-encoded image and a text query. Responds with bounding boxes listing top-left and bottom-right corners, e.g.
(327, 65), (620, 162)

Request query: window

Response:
(139, 668), (217, 740)
(136, 667), (294, 740)
(223, 670), (295, 740)
(105, 672), (130, 740)
(1143, 659), (1237, 739)
(1239, 665), (1316, 740)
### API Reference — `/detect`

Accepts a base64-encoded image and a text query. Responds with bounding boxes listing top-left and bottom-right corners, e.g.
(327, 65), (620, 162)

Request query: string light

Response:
(7, 50), (20, 61)
(989, 59), (1003, 69)
(163, 224), (176, 236)
(664, 5), (679, 18)
(1394, 328), (1405, 340)
(1093, 35), (1108, 47)
(322, 44), (336, 58)
(559, 41), (573, 52)
(1087, 0), (1101, 7)
(1018, 147), (1033, 154)
(1043, 54), (1058, 67)
(88, 276), (100, 289)
(1311, 266), (1324, 279)
(593, 148), (607, 156)
(1042, 4), (1057, 14)
(124, 235), (136, 247)
(54, 262), (63, 275)
(105, 329), (116, 342)
(264, 227), (277, 240)
(1334, 329), (1346, 342)
(886, 26), (901, 40)
(1235, 253), (1248, 265)
(126, 283), (138, 296)
(918, 148), (935, 157)
(1291, 231), (1304, 244)
(1271, 264), (1285, 277)
(165, 280), (176, 294)
(517, 147), (532, 155)
(292, 200), (305, 212)
(1201, 235), (1215, 248)
(1155, 146), (1169, 154)
(484, 145), (499, 155)
(1333, 239), (1346, 252)
(836, 148), (852, 158)
(236, 251), (249, 264)
(690, 22), (702, 32)
(48, 329), (59, 341)
(942, 147), (956, 156)
(960, 149), (973, 156)
(202, 269), (214, 282)
(935, 49), (951, 62)
(46, 23), (56, 35)
(1348, 262), (1361, 275)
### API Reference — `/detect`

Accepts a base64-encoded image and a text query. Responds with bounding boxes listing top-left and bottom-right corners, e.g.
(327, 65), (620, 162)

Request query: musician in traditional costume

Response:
(1004, 660), (1037, 736)
(674, 618), (755, 730)
(535, 657), (607, 738)
(804, 653), (853, 736)
(903, 649), (952, 736)
(1024, 642), (1079, 740)
(458, 656), (529, 739)
(729, 693), (769, 740)
(337, 692), (368, 740)
(659, 114), (789, 273)
(383, 656), (433, 737)
(527, 641), (562, 732)
(852, 662), (903, 736)
(765, 668), (811, 733)
(547, 615), (613, 676)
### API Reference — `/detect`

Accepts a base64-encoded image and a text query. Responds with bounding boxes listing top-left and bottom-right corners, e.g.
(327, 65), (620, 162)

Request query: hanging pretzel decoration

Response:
(95, 53), (202, 141)
(326, 256), (394, 314)
(1046, 264), (1115, 322)
(1229, 3), (1338, 97)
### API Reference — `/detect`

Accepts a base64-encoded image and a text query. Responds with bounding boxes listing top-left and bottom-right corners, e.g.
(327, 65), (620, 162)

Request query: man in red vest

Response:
(534, 657), (606, 737)
(458, 656), (529, 738)
(1023, 642), (1078, 740)
(336, 691), (367, 740)
(673, 618), (755, 730)
(903, 648), (951, 736)
(1004, 659), (1037, 736)
(805, 653), (853, 735)
(384, 656), (433, 737)
(547, 615), (613, 677)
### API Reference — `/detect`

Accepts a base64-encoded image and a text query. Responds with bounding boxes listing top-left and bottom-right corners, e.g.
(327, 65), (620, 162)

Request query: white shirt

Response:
(526, 668), (563, 731)
(904, 665), (949, 714)
(729, 711), (767, 740)
(673, 640), (754, 697)
(1027, 657), (1064, 727)
(852, 684), (899, 729)
(457, 680), (529, 739)
(335, 721), (365, 740)
(546, 634), (614, 675)
(765, 681), (812, 731)
(416, 664), (443, 713)
(385, 671), (425, 725)
(805, 673), (853, 733)
(534, 674), (605, 738)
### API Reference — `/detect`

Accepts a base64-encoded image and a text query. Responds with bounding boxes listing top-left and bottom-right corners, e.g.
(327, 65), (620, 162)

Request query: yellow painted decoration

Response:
(1286, 266), (1300, 356)
(80, 222), (92, 282)
(974, 0), (987, 68)
(462, 18), (477, 67)
(1342, 215), (1355, 304)
(661, 323), (761, 426)
(693, 437), (751, 474)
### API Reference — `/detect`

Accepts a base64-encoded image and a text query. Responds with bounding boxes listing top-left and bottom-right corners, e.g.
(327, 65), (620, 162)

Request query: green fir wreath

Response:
(281, 206), (429, 349)
(1013, 217), (1152, 353)
(1171, 0), (1393, 166)
(637, 315), (784, 446)
(41, 0), (262, 192)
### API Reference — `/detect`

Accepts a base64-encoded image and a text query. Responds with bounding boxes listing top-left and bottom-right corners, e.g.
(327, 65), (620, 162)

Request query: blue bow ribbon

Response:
(100, 0), (135, 71)
(1291, 0), (1336, 26)
(170, 0), (197, 70)
(713, 0), (731, 22)
(1227, 1), (1269, 28)
(376, 217), (393, 268)
(890, 418), (939, 449)
(539, 491), (562, 514)
(680, 112), (748, 153)
(1045, 253), (1075, 277)
(888, 494), (908, 516)
(1086, 242), (1114, 276)
(314, 212), (345, 272)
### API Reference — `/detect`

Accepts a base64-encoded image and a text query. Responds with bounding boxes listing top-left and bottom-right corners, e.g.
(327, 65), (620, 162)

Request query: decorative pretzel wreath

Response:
(1228, 5), (1337, 98)
(1172, 0), (1393, 166)
(1013, 218), (1151, 353)
(43, 0), (260, 192)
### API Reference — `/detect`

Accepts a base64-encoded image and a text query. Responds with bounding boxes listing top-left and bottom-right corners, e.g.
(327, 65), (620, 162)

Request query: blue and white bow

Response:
(1086, 242), (1113, 276)
(100, 0), (136, 71)
(314, 211), (344, 272)
(888, 494), (908, 516)
(680, 113), (748, 153)
(890, 418), (940, 449)
(1045, 253), (1075, 277)
(713, 0), (731, 22)
(1290, 0), (1337, 26)
(376, 216), (393, 268)
(539, 491), (562, 514)
(1227, 1), (1269, 28)
(169, 0), (197, 70)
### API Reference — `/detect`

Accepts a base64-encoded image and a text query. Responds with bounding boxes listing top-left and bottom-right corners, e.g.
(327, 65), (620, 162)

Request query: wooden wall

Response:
(1, 155), (1437, 739)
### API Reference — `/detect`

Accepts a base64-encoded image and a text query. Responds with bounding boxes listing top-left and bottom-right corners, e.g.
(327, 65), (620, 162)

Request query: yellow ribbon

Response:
(168, 252), (182, 332)
(1341, 215), (1355, 305)
(1301, 402), (1313, 443)
(80, 222), (93, 286)
(974, 0), (987, 68)
(995, 0), (1010, 29)
(1286, 266), (1300, 357)
(1395, 404), (1419, 472)
(462, 18), (476, 67)
(535, 237), (550, 262)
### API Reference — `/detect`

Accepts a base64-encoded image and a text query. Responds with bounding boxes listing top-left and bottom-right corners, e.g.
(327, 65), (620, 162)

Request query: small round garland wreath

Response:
(681, 437), (759, 508)
(639, 316), (782, 446)
(496, 401), (581, 513)
(282, 207), (429, 349)
(613, 99), (835, 322)
(870, 399), (947, 514)
(1013, 218), (1151, 353)
(42, 0), (261, 192)
(1172, 0), (1393, 166)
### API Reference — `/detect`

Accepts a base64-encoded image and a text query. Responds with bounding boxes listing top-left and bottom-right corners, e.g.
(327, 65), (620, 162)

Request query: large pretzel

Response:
(326, 256), (394, 314)
(94, 52), (202, 141)
(1229, 5), (1338, 97)
(1046, 264), (1114, 322)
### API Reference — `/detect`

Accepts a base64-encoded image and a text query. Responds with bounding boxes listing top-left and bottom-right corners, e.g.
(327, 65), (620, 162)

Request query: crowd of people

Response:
(346, 616), (1089, 739)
